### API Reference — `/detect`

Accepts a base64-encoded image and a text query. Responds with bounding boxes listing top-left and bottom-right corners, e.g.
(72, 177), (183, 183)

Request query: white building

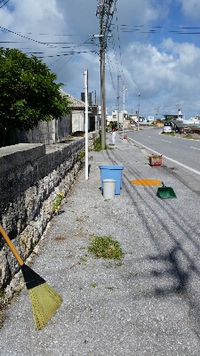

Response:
(110, 110), (126, 125)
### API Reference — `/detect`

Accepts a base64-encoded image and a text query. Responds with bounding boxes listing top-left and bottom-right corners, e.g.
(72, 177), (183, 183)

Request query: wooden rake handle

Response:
(0, 224), (24, 266)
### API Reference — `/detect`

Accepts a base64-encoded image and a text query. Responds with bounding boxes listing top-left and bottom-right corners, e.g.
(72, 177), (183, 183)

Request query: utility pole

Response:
(117, 73), (120, 129)
(96, 0), (117, 149)
(100, 0), (106, 149)
(156, 106), (160, 121)
(137, 91), (140, 131)
(122, 82), (127, 138)
(122, 82), (127, 115)
(84, 70), (89, 180)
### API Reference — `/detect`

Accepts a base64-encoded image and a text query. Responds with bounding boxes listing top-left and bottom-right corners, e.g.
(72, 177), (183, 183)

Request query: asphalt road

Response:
(127, 127), (200, 196)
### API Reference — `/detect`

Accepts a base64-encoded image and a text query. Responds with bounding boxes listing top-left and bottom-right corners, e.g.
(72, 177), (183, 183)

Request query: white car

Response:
(162, 122), (172, 133)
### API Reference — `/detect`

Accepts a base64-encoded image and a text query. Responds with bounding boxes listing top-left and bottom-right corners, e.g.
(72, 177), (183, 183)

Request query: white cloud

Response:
(178, 0), (200, 19)
(117, 36), (200, 115)
(1, 0), (64, 31)
(1, 0), (200, 118)
(116, 0), (172, 26)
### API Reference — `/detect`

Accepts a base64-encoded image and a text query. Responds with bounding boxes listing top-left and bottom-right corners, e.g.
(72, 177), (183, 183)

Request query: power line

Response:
(37, 50), (97, 59)
(0, 0), (9, 9)
(120, 24), (200, 35)
(111, 15), (139, 99)
(0, 25), (57, 48)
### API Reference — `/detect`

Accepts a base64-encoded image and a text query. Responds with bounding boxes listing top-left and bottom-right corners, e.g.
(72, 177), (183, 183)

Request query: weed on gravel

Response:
(88, 236), (124, 260)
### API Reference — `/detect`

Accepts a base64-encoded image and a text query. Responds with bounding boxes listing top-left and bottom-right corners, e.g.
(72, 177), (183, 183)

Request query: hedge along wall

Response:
(0, 131), (99, 295)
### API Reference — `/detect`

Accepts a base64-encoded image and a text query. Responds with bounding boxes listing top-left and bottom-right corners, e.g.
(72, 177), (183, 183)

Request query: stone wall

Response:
(0, 131), (99, 292)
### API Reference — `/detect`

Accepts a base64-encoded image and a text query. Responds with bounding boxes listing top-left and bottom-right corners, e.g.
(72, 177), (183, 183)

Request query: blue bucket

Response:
(99, 165), (124, 195)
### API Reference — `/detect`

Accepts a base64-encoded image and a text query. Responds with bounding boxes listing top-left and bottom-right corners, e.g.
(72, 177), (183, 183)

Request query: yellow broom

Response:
(0, 224), (63, 330)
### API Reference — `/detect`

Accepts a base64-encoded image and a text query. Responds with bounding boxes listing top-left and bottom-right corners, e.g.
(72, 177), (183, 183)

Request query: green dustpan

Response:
(157, 182), (177, 199)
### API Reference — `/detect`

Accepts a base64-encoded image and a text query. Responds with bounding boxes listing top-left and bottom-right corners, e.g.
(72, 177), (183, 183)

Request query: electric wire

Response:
(0, 0), (9, 8)
(112, 15), (139, 99)
(0, 25), (58, 48)
(109, 12), (160, 115)
(2, 3), (196, 115)
(0, 26), (90, 56)
(120, 24), (200, 35)
(48, 38), (98, 76)
(106, 50), (116, 92)
(0, 24), (98, 77)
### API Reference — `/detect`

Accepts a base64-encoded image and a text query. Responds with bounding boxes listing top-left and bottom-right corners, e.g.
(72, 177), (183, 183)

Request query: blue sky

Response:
(1, 0), (200, 119)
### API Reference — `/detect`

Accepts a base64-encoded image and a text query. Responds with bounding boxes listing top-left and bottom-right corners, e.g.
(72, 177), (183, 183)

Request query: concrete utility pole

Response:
(137, 91), (140, 131)
(117, 73), (120, 129)
(100, 0), (106, 149)
(156, 106), (160, 121)
(96, 0), (117, 149)
(122, 82), (127, 115)
(122, 82), (127, 138)
(84, 70), (89, 180)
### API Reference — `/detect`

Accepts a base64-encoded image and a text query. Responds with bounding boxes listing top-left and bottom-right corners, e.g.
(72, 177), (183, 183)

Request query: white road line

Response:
(190, 147), (200, 151)
(162, 139), (171, 143)
(129, 137), (200, 176)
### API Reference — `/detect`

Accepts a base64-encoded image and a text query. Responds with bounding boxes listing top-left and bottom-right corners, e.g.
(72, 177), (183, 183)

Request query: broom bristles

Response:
(28, 283), (63, 330)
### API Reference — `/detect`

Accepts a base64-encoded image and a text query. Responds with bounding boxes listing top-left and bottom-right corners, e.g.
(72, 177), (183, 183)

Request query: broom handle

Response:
(0, 224), (24, 266)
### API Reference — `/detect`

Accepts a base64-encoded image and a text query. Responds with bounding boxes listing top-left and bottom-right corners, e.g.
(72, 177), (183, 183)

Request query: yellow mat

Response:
(131, 178), (162, 186)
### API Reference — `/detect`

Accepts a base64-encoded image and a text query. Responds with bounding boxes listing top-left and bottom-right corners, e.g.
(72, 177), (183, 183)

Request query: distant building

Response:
(147, 115), (154, 122)
(163, 108), (184, 121)
(61, 90), (98, 133)
(111, 110), (124, 124)
(187, 116), (200, 125)
(130, 114), (138, 122)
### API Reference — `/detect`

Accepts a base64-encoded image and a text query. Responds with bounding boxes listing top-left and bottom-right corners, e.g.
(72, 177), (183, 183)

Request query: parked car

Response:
(162, 121), (172, 133)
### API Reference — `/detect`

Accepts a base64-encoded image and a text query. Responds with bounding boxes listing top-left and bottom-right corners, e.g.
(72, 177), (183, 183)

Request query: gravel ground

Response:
(1, 132), (200, 356)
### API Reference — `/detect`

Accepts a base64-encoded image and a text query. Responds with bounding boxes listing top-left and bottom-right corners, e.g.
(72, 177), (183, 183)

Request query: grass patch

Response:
(78, 151), (85, 161)
(52, 192), (63, 214)
(184, 134), (199, 139)
(93, 137), (110, 151)
(88, 236), (123, 260)
(91, 282), (97, 287)
(162, 132), (175, 136)
(93, 137), (103, 151)
(105, 286), (115, 290)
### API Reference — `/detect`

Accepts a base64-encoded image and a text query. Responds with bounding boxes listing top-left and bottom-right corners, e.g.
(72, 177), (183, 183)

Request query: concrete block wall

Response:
(0, 131), (99, 293)
(5, 116), (72, 146)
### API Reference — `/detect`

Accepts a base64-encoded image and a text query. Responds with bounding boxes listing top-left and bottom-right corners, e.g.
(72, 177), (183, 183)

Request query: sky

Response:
(1, 0), (200, 119)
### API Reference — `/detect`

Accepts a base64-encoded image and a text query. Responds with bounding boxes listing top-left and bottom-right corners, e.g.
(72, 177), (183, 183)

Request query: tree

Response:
(0, 47), (71, 144)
